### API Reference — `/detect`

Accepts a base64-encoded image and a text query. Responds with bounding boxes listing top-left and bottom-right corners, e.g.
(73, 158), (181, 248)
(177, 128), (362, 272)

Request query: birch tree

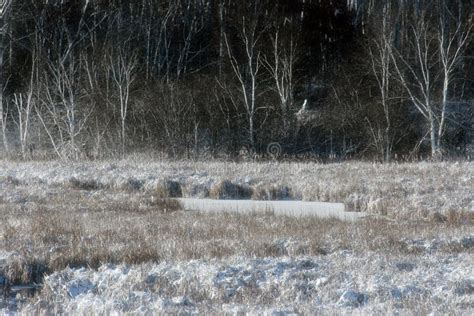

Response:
(0, 0), (12, 155)
(367, 3), (397, 162)
(224, 10), (264, 150)
(36, 57), (92, 160)
(265, 29), (298, 138)
(108, 49), (137, 155)
(12, 56), (36, 159)
(390, 4), (472, 158)
(437, 3), (472, 153)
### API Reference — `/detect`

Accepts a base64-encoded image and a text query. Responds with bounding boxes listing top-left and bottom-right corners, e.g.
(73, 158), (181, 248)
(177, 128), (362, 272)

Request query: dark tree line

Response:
(0, 0), (472, 160)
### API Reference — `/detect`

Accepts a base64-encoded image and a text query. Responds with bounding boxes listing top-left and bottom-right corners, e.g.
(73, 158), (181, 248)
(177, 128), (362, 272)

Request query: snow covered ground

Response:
(15, 251), (474, 314)
(1, 157), (472, 219)
(0, 158), (473, 314)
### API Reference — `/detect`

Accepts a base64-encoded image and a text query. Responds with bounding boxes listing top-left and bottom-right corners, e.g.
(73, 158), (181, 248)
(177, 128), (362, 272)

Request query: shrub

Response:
(251, 185), (293, 200)
(156, 180), (183, 198)
(209, 180), (252, 200)
(68, 177), (103, 191)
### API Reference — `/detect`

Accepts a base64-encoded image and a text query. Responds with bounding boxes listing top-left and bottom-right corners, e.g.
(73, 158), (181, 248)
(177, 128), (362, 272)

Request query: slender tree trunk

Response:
(218, 0), (225, 78)
(121, 117), (126, 156)
(384, 126), (391, 162)
(429, 111), (439, 158)
(438, 69), (449, 148)
(0, 1), (11, 155)
(0, 91), (8, 155)
(249, 113), (254, 150)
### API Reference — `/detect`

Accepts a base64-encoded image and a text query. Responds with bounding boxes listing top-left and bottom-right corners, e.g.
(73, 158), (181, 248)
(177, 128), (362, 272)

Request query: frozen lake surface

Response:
(176, 198), (367, 221)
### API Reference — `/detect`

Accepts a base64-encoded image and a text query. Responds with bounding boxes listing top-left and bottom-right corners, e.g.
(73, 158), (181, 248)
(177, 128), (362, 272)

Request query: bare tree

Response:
(437, 4), (472, 152)
(390, 3), (472, 158)
(37, 57), (92, 160)
(148, 81), (195, 157)
(108, 49), (137, 155)
(367, 3), (396, 162)
(12, 56), (36, 159)
(224, 14), (264, 150)
(142, 2), (175, 79)
(218, 0), (227, 78)
(0, 0), (12, 155)
(174, 1), (206, 79)
(12, 94), (32, 159)
(265, 29), (298, 138)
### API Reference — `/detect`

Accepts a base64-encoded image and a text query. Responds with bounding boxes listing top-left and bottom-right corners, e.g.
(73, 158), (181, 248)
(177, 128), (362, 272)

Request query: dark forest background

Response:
(0, 0), (472, 161)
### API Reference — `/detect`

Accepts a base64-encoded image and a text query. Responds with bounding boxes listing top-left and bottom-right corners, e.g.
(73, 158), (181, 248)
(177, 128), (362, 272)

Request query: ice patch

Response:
(68, 279), (95, 298)
(337, 290), (368, 307)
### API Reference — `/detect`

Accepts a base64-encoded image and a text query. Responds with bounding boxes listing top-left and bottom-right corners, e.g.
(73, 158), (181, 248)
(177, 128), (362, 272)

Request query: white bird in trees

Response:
(296, 99), (308, 117)
(296, 99), (320, 126)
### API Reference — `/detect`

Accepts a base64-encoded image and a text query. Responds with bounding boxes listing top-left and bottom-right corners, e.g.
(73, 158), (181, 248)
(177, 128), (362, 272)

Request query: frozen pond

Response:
(176, 198), (367, 221)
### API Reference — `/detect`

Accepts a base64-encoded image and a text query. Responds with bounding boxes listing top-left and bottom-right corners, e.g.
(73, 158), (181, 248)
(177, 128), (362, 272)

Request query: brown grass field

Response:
(0, 159), (472, 313)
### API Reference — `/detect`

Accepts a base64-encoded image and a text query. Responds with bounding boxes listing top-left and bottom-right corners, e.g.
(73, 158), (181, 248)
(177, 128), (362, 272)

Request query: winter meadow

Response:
(0, 0), (473, 314)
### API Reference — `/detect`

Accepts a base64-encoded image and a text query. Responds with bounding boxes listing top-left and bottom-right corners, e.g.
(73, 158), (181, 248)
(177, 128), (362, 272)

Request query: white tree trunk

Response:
(0, 0), (12, 155)
(429, 111), (439, 158)
(224, 13), (262, 151)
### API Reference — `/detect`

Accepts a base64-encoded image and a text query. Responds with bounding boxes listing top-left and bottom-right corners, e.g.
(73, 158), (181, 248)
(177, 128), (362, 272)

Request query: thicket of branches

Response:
(0, 0), (472, 161)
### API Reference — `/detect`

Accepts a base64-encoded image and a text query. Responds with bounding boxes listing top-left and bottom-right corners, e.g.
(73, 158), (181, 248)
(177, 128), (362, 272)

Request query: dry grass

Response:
(209, 180), (252, 199)
(0, 182), (472, 286)
(251, 184), (293, 200)
(1, 159), (472, 220)
(67, 177), (105, 191)
(0, 173), (472, 314)
(1, 160), (472, 313)
(155, 180), (183, 198)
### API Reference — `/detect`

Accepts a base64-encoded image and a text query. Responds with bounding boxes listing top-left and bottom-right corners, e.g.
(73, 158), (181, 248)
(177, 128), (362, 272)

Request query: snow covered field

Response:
(0, 158), (473, 313)
(1, 157), (472, 219)
(16, 251), (474, 314)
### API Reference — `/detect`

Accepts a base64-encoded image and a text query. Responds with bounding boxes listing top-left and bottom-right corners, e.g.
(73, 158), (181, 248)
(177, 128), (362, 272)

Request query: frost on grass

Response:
(0, 159), (473, 313)
(1, 158), (472, 219)
(18, 252), (474, 314)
